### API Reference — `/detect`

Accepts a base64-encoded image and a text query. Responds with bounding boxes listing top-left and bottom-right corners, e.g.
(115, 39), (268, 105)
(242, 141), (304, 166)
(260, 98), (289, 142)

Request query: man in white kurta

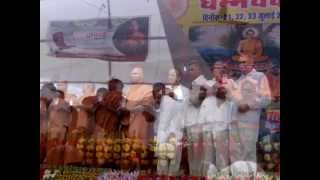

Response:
(156, 95), (183, 176)
(166, 68), (190, 103)
(157, 68), (190, 143)
(229, 62), (271, 171)
(156, 68), (190, 176)
(198, 61), (236, 176)
(179, 62), (210, 176)
(198, 95), (233, 175)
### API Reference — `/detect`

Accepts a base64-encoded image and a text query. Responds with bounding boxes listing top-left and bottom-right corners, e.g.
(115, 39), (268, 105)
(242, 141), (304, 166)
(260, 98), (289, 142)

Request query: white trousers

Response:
(229, 121), (259, 164)
(185, 126), (203, 176)
(201, 129), (230, 176)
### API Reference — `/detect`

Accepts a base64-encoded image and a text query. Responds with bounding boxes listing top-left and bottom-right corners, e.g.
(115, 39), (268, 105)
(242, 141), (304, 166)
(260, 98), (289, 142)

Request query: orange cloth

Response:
(266, 73), (280, 99)
(63, 107), (86, 165)
(234, 37), (268, 63)
(46, 138), (66, 165)
(45, 99), (70, 165)
(63, 97), (96, 165)
(125, 84), (153, 144)
(239, 38), (264, 58)
(94, 91), (123, 137)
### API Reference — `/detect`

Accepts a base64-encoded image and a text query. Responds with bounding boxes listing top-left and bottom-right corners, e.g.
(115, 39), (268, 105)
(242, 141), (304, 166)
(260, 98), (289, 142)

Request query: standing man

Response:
(198, 61), (236, 176)
(46, 90), (72, 165)
(163, 68), (190, 143)
(178, 61), (209, 176)
(155, 69), (190, 176)
(125, 67), (153, 145)
(166, 68), (190, 103)
(230, 61), (271, 175)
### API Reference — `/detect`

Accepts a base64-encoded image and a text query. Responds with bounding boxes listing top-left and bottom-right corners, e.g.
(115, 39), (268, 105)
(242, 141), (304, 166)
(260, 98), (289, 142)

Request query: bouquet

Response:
(258, 134), (280, 172)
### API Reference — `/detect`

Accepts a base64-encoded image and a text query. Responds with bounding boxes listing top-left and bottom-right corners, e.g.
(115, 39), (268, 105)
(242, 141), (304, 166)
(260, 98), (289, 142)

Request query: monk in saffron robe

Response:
(125, 67), (153, 144)
(84, 80), (125, 137)
(40, 98), (49, 163)
(62, 105), (89, 165)
(233, 27), (268, 63)
(63, 88), (108, 165)
(45, 90), (72, 165)
(94, 91), (124, 137)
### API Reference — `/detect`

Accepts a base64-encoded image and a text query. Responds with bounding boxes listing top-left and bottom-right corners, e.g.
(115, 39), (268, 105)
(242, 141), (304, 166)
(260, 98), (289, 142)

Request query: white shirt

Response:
(154, 85), (190, 143)
(156, 95), (185, 143)
(198, 96), (233, 133)
(232, 69), (271, 123)
(178, 75), (209, 130)
(166, 84), (190, 102)
(198, 78), (235, 133)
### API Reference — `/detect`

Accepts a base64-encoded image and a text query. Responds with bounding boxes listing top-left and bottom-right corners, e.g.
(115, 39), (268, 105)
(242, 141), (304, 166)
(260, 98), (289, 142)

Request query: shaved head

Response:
(130, 67), (144, 83)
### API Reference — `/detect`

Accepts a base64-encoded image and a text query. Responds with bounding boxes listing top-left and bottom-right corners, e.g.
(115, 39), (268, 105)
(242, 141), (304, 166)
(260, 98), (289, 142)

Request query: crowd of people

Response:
(40, 59), (273, 177)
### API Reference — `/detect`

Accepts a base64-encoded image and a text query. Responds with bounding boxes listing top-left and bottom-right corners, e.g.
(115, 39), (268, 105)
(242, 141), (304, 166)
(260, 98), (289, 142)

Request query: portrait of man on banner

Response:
(113, 17), (149, 59)
(47, 17), (149, 62)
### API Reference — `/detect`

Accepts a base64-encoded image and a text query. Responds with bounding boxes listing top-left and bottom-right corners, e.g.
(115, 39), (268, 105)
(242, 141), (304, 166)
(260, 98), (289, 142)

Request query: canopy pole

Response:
(107, 0), (112, 79)
(107, 0), (112, 29)
(108, 61), (112, 79)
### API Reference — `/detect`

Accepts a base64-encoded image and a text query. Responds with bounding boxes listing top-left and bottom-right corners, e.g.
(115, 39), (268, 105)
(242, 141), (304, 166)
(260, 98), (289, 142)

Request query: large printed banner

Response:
(164, 0), (280, 29)
(189, 23), (280, 68)
(186, 16), (280, 101)
(159, 0), (280, 134)
(47, 17), (149, 61)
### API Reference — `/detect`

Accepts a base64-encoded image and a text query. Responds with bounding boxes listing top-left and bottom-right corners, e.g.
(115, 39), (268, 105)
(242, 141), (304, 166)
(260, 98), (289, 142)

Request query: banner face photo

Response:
(47, 17), (149, 61)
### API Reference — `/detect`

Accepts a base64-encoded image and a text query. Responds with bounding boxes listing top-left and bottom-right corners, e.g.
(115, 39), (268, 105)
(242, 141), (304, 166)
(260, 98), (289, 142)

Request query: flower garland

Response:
(75, 135), (160, 171)
(42, 169), (61, 180)
(40, 165), (280, 180)
(257, 134), (280, 173)
(97, 170), (139, 180)
(40, 166), (104, 180)
(40, 134), (280, 179)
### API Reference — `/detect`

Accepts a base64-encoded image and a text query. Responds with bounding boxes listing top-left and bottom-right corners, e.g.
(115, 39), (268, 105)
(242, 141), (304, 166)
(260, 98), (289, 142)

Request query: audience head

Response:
(188, 61), (202, 81)
(108, 78), (124, 92)
(168, 68), (182, 85)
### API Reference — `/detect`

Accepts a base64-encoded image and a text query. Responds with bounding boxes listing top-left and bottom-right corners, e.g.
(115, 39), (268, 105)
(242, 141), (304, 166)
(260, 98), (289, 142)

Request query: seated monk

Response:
(233, 27), (268, 63)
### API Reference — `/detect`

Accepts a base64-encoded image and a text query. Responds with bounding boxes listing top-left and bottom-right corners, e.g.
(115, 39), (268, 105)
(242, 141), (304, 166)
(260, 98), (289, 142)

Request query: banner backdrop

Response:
(163, 0), (280, 29)
(189, 23), (280, 68)
(160, 0), (280, 134)
(47, 17), (149, 61)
